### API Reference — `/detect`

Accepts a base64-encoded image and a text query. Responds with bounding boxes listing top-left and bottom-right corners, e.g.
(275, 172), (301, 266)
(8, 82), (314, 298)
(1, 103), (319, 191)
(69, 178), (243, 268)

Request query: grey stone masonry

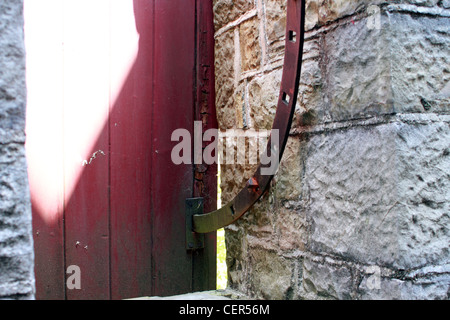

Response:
(214, 0), (450, 300)
(0, 0), (35, 299)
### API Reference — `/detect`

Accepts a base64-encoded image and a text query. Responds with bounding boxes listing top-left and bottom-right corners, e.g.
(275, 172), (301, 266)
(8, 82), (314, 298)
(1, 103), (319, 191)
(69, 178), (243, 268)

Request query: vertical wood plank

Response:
(109, 0), (154, 300)
(151, 0), (196, 296)
(25, 0), (66, 300)
(62, 0), (111, 300)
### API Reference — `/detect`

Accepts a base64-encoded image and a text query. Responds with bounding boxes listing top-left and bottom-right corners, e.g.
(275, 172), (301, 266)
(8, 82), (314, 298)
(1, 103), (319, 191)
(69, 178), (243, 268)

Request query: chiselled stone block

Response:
(239, 17), (261, 72)
(300, 256), (353, 300)
(0, 0), (27, 143)
(248, 248), (294, 300)
(213, 0), (255, 31)
(0, 0), (34, 299)
(295, 7), (450, 128)
(305, 118), (450, 269)
(215, 29), (237, 130)
(248, 69), (282, 130)
(0, 144), (34, 299)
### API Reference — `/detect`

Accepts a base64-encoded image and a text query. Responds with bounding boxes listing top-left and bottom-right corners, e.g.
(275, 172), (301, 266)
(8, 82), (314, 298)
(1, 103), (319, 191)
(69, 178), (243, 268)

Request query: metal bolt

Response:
(246, 177), (260, 192)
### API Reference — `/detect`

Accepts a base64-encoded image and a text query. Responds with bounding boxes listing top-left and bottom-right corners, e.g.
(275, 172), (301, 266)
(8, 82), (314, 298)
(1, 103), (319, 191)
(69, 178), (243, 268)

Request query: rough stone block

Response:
(248, 69), (282, 130)
(273, 137), (303, 201)
(215, 29), (236, 129)
(248, 248), (294, 300)
(265, 0), (287, 60)
(358, 264), (450, 299)
(305, 124), (398, 266)
(305, 119), (450, 269)
(395, 117), (450, 268)
(0, 0), (27, 141)
(275, 207), (307, 251)
(213, 0), (256, 31)
(389, 12), (450, 114)
(300, 256), (353, 300)
(225, 225), (249, 294)
(0, 0), (34, 300)
(239, 17), (261, 72)
(324, 13), (393, 121)
(0, 144), (34, 299)
(294, 8), (450, 127)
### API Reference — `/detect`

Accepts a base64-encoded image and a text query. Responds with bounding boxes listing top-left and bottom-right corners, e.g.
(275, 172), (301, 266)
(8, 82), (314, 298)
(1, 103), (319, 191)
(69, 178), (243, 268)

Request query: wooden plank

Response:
(62, 0), (111, 300)
(151, 0), (196, 297)
(24, 0), (66, 300)
(109, 0), (154, 300)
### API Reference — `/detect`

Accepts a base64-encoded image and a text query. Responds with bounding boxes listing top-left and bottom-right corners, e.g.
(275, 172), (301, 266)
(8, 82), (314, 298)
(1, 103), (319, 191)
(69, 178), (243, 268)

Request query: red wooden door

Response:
(25, 0), (217, 300)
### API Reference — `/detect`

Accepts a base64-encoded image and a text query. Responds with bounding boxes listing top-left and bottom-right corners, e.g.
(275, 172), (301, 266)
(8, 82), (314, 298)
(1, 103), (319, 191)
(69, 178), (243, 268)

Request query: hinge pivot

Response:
(186, 198), (205, 250)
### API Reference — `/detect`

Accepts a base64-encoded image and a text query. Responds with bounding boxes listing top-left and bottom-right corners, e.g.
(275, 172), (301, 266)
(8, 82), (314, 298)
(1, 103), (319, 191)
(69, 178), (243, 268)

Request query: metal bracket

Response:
(192, 0), (306, 234)
(186, 198), (205, 250)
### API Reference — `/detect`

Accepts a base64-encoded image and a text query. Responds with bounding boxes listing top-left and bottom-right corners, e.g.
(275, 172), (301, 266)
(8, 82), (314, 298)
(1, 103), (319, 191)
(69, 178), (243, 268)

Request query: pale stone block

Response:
(213, 0), (256, 31)
(0, 0), (34, 299)
(265, 0), (287, 60)
(215, 29), (237, 129)
(248, 248), (294, 300)
(248, 69), (282, 130)
(239, 17), (261, 72)
(305, 120), (450, 269)
(300, 256), (353, 300)
(389, 12), (450, 114)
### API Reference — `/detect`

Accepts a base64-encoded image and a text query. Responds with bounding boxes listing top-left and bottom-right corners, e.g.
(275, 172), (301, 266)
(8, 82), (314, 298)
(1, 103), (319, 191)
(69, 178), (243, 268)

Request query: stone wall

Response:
(0, 0), (35, 299)
(214, 0), (450, 299)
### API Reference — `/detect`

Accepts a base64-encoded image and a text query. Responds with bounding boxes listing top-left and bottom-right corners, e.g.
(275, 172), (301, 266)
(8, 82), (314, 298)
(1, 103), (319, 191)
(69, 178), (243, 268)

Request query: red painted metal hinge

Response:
(188, 0), (306, 236)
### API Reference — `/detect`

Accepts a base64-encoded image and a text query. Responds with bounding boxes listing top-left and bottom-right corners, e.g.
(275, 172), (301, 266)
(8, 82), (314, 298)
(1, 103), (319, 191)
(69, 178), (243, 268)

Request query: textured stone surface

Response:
(248, 69), (281, 130)
(272, 137), (303, 201)
(215, 0), (450, 300)
(274, 207), (307, 252)
(265, 0), (287, 60)
(305, 119), (450, 269)
(305, 124), (399, 267)
(294, 4), (450, 127)
(395, 118), (450, 268)
(297, 9), (450, 126)
(215, 29), (236, 130)
(0, 0), (35, 299)
(389, 12), (450, 114)
(300, 256), (353, 300)
(248, 248), (294, 300)
(239, 17), (261, 72)
(0, 0), (27, 144)
(323, 13), (393, 122)
(213, 0), (255, 31)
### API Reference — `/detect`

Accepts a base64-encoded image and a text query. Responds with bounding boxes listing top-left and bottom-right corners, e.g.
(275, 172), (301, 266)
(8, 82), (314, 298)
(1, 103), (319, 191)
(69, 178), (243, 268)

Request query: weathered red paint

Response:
(26, 0), (216, 300)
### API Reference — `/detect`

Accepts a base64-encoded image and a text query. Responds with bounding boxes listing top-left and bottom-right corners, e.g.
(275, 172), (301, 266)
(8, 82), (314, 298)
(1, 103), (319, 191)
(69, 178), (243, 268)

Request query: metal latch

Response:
(186, 198), (205, 250)
(189, 0), (305, 235)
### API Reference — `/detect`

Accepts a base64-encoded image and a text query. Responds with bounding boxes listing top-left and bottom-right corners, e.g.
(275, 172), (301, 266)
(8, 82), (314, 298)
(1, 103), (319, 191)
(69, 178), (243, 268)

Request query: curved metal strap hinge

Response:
(193, 0), (305, 234)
